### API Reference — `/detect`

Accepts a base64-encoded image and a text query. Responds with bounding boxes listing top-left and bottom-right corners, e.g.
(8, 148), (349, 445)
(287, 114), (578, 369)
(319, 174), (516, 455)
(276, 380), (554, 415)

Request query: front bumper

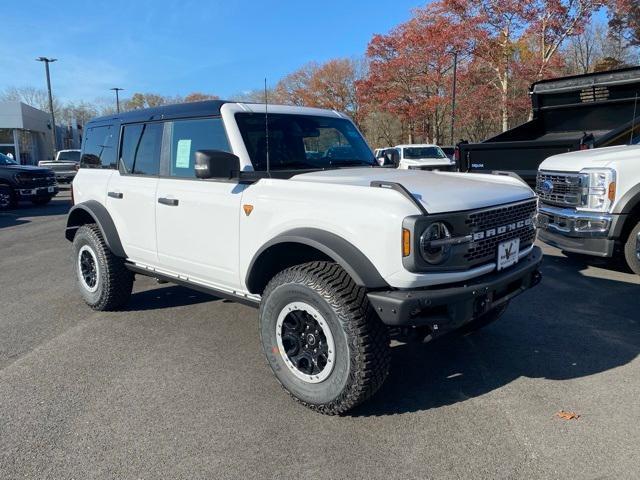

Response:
(536, 205), (619, 257)
(16, 185), (58, 199)
(367, 247), (542, 331)
(54, 172), (76, 182)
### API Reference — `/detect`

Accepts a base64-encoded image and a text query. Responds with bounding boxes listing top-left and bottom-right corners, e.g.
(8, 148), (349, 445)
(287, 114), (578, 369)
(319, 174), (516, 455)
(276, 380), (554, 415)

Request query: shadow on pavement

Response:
(126, 284), (220, 311)
(351, 253), (640, 417)
(0, 196), (71, 229)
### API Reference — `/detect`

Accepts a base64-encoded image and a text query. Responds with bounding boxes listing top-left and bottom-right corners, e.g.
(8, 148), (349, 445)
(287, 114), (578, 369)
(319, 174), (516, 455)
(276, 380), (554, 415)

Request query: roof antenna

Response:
(264, 77), (271, 177)
(630, 92), (638, 145)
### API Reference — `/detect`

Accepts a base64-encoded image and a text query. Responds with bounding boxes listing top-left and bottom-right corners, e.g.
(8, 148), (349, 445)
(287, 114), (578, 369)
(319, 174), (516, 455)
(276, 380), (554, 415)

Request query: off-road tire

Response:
(260, 261), (390, 415)
(459, 301), (510, 335)
(0, 185), (16, 210)
(624, 221), (640, 275)
(72, 224), (133, 311)
(31, 196), (52, 206)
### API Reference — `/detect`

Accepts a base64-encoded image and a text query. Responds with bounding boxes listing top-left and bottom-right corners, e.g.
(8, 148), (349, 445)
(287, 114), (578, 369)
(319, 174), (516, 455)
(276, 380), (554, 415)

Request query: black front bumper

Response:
(367, 247), (542, 332)
(16, 185), (59, 199)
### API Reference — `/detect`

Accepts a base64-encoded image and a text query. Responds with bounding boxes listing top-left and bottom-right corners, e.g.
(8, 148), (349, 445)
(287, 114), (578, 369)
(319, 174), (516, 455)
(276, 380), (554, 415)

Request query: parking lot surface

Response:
(1, 191), (639, 480)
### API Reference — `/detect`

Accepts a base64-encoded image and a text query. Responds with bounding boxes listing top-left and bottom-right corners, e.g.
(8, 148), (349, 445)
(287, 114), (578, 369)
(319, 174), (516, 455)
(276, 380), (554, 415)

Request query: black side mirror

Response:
(195, 150), (241, 179)
(383, 149), (400, 168)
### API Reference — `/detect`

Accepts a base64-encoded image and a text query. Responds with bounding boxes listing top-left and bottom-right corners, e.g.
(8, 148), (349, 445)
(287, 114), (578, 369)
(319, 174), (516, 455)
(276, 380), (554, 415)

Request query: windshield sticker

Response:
(176, 139), (192, 168)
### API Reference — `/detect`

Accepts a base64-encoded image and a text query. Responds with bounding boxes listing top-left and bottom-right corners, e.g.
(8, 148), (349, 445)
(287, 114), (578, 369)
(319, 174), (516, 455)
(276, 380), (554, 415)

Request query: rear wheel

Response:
(260, 262), (390, 415)
(72, 224), (134, 310)
(624, 221), (640, 275)
(0, 185), (15, 210)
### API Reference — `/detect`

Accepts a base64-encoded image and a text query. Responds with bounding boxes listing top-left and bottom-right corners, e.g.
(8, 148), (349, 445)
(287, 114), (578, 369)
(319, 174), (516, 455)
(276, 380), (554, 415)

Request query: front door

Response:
(155, 117), (246, 291)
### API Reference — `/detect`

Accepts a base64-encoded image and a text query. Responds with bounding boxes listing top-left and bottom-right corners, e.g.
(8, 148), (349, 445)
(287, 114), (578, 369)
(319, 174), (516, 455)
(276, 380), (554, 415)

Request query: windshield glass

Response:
(0, 153), (18, 166)
(403, 146), (446, 160)
(58, 150), (80, 162)
(235, 113), (376, 171)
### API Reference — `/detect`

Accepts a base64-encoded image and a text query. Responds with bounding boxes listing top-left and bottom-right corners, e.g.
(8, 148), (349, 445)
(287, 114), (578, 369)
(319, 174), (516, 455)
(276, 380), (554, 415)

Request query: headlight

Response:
(578, 168), (616, 212)
(419, 222), (452, 264)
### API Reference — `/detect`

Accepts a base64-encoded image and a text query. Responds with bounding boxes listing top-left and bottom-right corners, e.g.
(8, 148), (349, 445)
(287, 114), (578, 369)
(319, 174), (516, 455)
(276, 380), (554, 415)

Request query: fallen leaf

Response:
(555, 410), (580, 420)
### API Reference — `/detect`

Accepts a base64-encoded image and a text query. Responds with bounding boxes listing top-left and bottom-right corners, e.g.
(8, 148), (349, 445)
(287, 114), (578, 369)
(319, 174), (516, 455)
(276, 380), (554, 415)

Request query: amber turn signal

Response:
(402, 228), (411, 257)
(243, 204), (254, 216)
(608, 182), (616, 201)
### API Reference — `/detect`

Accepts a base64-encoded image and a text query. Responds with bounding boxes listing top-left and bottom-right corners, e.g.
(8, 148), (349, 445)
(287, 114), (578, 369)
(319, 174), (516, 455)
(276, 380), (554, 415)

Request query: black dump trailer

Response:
(457, 67), (640, 186)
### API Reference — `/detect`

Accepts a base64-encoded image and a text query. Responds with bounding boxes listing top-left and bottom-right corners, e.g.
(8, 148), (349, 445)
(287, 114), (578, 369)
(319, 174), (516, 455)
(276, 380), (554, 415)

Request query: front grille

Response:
(17, 173), (56, 188)
(536, 171), (582, 206)
(464, 199), (537, 263)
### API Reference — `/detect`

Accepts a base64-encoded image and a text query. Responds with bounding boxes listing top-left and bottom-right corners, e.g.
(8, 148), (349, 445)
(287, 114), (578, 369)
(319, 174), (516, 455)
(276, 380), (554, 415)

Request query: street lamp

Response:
(36, 57), (57, 157)
(449, 50), (458, 147)
(110, 87), (124, 113)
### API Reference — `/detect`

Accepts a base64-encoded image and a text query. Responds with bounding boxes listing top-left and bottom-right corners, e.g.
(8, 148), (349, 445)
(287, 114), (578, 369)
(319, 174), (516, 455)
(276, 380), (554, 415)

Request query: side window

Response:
(80, 125), (116, 169)
(167, 118), (230, 178)
(120, 123), (163, 176)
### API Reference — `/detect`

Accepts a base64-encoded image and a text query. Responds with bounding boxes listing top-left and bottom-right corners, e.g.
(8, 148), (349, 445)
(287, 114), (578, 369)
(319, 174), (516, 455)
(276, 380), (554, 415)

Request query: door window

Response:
(120, 123), (163, 175)
(166, 118), (230, 178)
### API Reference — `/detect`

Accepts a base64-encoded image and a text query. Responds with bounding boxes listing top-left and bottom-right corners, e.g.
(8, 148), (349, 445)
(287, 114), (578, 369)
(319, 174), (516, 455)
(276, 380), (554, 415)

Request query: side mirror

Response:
(383, 149), (400, 168)
(195, 150), (241, 179)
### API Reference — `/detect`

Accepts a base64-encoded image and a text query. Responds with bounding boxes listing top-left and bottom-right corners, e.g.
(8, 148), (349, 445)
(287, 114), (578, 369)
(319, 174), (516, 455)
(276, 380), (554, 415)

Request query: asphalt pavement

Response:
(1, 190), (639, 479)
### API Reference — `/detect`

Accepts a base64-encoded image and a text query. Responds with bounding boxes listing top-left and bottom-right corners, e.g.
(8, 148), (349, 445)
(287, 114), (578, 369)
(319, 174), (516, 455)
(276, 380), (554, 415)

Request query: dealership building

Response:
(0, 101), (81, 165)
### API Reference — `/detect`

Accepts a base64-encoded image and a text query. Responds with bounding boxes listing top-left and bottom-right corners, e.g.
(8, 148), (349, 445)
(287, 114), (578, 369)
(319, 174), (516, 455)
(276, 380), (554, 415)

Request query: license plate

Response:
(47, 186), (55, 193)
(497, 238), (520, 271)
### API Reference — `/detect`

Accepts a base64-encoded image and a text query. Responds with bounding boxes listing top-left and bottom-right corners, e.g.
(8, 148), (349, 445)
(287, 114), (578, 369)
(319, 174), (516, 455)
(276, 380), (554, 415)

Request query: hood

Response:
(401, 158), (454, 167)
(1, 164), (53, 174)
(541, 145), (640, 172)
(291, 168), (533, 214)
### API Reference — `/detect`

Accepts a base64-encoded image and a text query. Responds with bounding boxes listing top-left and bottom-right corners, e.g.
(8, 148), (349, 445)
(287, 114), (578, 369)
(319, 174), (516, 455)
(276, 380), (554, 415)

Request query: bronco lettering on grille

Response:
(472, 218), (532, 241)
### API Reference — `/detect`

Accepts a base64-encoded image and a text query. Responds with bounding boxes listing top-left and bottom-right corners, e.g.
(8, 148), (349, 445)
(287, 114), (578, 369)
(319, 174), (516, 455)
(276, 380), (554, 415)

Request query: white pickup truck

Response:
(536, 145), (640, 275)
(65, 101), (542, 414)
(38, 149), (81, 183)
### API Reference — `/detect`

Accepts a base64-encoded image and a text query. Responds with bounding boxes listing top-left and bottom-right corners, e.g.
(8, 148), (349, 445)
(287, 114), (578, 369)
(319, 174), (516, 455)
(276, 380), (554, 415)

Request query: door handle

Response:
(108, 191), (123, 199)
(158, 197), (179, 206)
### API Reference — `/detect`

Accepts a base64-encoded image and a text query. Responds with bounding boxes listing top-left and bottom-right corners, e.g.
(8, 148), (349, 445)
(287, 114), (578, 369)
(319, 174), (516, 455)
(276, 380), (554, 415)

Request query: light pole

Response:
(449, 50), (458, 146)
(36, 57), (57, 157)
(110, 87), (124, 113)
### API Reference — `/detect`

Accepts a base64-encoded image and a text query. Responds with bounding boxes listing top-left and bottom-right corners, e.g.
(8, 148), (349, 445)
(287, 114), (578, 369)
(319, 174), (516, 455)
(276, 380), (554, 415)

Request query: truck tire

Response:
(72, 224), (133, 311)
(0, 185), (15, 210)
(624, 221), (640, 275)
(260, 261), (390, 415)
(31, 196), (52, 206)
(459, 302), (509, 335)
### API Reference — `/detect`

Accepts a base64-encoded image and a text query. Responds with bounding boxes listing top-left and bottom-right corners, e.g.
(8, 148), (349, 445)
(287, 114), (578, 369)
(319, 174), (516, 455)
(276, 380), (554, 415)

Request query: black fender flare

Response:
(65, 200), (126, 257)
(246, 228), (389, 292)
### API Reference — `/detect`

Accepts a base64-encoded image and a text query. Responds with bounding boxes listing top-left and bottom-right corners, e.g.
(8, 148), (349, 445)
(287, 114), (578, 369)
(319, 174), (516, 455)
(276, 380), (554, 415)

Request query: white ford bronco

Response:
(536, 145), (640, 275)
(66, 101), (542, 414)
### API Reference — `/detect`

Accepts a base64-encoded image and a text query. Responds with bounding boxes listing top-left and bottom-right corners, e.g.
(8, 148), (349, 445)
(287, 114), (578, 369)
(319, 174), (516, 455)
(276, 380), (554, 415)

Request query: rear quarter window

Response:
(80, 125), (117, 169)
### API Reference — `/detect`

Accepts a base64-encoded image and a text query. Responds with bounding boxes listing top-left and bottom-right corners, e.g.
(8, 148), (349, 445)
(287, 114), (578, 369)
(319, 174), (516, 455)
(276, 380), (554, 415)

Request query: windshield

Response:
(0, 153), (18, 166)
(57, 150), (80, 162)
(235, 113), (376, 171)
(403, 146), (447, 160)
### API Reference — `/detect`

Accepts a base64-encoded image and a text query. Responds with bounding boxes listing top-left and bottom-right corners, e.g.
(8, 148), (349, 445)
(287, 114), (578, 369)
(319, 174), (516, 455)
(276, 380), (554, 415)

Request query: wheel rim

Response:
(0, 190), (10, 209)
(77, 245), (99, 293)
(276, 302), (336, 384)
(636, 231), (640, 261)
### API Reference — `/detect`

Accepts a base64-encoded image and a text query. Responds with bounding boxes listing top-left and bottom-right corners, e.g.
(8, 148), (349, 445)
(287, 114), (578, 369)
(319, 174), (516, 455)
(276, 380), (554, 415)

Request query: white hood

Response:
(541, 145), (640, 172)
(291, 168), (534, 214)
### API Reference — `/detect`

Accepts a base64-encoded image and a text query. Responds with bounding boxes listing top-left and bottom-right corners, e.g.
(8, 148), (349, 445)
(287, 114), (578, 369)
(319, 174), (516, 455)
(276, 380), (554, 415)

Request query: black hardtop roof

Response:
(87, 100), (232, 126)
(531, 66), (640, 94)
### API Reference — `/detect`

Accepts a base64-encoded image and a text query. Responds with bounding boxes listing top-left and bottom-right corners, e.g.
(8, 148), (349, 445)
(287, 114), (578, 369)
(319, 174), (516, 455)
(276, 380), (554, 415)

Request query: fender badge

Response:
(243, 204), (254, 216)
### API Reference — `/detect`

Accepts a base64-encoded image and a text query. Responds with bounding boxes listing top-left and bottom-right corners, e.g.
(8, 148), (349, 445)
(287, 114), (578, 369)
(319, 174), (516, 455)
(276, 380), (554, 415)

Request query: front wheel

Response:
(72, 224), (134, 311)
(260, 262), (390, 415)
(0, 185), (15, 210)
(624, 221), (640, 275)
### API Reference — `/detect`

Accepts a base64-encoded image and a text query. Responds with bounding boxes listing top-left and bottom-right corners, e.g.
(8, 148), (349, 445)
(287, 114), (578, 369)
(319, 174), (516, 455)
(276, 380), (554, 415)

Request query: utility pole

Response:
(450, 50), (458, 147)
(36, 57), (58, 157)
(110, 87), (124, 113)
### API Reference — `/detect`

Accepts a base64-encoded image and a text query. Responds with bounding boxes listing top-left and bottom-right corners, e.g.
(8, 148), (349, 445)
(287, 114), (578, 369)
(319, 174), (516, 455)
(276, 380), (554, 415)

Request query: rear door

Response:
(106, 122), (163, 265)
(155, 117), (246, 291)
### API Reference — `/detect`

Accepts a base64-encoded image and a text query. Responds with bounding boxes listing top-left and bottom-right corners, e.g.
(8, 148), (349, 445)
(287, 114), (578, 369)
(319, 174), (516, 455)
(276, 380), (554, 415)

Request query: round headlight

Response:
(420, 222), (452, 265)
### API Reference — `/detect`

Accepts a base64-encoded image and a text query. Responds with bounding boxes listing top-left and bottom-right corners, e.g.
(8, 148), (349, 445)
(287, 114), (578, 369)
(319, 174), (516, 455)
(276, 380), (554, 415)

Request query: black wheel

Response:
(260, 261), (390, 415)
(0, 185), (15, 210)
(72, 224), (134, 311)
(31, 196), (52, 206)
(624, 221), (640, 275)
(459, 301), (509, 335)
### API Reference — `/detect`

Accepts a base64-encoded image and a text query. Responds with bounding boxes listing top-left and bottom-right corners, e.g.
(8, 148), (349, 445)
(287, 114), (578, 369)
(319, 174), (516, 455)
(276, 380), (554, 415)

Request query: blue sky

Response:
(0, 0), (423, 103)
